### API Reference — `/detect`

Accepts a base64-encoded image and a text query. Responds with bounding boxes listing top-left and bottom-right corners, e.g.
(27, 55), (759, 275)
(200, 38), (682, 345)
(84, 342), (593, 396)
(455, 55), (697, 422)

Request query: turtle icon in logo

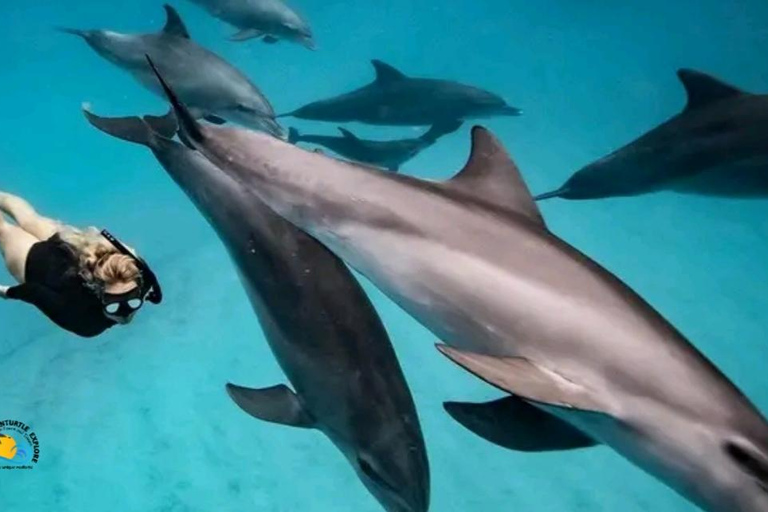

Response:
(0, 434), (19, 460)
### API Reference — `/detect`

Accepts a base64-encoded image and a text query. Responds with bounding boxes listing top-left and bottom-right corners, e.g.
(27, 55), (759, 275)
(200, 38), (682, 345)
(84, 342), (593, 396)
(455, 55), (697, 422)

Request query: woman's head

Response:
(92, 253), (141, 294)
(58, 227), (145, 323)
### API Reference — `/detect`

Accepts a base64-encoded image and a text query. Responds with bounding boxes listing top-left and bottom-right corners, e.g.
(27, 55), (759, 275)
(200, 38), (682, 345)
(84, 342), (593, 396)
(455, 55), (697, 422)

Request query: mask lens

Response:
(105, 303), (120, 314)
(127, 298), (143, 309)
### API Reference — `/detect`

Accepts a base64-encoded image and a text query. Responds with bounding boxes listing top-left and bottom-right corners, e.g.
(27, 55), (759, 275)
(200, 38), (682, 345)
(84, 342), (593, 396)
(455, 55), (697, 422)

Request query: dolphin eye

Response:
(358, 457), (396, 492)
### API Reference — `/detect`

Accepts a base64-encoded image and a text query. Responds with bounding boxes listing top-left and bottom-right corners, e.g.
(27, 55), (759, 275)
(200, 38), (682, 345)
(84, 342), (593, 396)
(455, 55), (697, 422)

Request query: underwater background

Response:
(1, 1), (768, 511)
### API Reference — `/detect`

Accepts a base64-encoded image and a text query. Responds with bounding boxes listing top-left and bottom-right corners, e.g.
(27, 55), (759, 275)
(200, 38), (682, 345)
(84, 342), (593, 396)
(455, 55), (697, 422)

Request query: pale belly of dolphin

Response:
(319, 221), (653, 392)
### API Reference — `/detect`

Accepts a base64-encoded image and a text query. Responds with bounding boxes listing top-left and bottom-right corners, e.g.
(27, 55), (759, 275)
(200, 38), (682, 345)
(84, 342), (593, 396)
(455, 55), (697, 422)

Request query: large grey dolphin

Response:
(536, 69), (768, 200)
(278, 60), (522, 126)
(83, 109), (429, 512)
(288, 121), (462, 172)
(187, 0), (315, 48)
(151, 58), (768, 512)
(60, 5), (283, 137)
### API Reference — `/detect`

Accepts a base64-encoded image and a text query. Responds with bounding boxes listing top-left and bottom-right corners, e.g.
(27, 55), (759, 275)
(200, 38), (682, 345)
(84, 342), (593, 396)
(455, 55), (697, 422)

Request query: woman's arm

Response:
(4, 283), (105, 338)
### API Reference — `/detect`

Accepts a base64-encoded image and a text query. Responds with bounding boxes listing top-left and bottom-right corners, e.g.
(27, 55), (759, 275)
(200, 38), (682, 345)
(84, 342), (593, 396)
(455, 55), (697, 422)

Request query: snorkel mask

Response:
(99, 230), (163, 321)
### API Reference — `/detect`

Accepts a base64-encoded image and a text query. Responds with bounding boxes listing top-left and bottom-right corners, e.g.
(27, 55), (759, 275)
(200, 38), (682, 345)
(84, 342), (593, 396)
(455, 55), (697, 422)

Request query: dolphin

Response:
(187, 0), (315, 49)
(59, 4), (283, 137)
(288, 121), (462, 172)
(83, 109), (429, 512)
(150, 57), (768, 512)
(278, 60), (522, 126)
(536, 69), (768, 201)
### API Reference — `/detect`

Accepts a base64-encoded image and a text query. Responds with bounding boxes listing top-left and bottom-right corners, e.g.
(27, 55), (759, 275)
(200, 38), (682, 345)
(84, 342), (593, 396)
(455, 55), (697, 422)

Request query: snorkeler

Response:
(0, 192), (161, 338)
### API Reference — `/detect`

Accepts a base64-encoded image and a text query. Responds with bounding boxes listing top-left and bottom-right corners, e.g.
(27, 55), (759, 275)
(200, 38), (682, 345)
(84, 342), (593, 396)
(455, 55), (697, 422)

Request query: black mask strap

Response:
(101, 229), (163, 305)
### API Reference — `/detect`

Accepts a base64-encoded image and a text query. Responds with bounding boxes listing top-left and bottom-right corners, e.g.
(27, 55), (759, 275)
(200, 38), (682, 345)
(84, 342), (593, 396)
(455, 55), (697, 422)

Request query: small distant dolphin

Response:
(60, 4), (283, 137)
(536, 69), (768, 200)
(279, 60), (522, 126)
(288, 121), (462, 172)
(151, 58), (768, 512)
(84, 109), (429, 512)
(187, 0), (315, 49)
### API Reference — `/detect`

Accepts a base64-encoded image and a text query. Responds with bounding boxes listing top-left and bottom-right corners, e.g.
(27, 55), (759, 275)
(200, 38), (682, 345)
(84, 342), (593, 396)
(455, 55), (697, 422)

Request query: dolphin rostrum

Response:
(83, 108), (429, 512)
(60, 4), (283, 137)
(536, 69), (768, 200)
(150, 57), (768, 512)
(288, 121), (462, 172)
(187, 0), (315, 49)
(279, 60), (522, 126)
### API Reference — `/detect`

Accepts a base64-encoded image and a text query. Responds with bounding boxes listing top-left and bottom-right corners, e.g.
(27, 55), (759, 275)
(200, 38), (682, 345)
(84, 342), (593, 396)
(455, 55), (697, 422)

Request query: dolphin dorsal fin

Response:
(337, 127), (359, 140)
(161, 4), (191, 39)
(372, 60), (407, 85)
(678, 69), (745, 111)
(445, 127), (545, 227)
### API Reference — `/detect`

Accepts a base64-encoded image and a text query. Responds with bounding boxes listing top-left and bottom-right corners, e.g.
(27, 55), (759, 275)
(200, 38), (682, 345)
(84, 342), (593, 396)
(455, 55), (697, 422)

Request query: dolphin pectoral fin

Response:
(203, 114), (227, 125)
(262, 36), (280, 44)
(444, 127), (546, 227)
(229, 29), (264, 42)
(337, 127), (359, 140)
(288, 127), (302, 144)
(436, 345), (614, 414)
(677, 69), (746, 111)
(226, 383), (315, 428)
(371, 60), (407, 85)
(444, 396), (598, 452)
(161, 5), (191, 40)
(421, 120), (463, 143)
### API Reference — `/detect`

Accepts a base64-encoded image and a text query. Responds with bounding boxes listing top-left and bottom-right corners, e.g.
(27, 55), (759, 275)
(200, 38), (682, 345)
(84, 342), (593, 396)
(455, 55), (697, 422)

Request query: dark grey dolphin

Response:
(536, 70), (768, 200)
(288, 121), (462, 172)
(187, 0), (315, 48)
(59, 5), (283, 137)
(152, 59), (768, 512)
(83, 109), (429, 512)
(278, 60), (522, 126)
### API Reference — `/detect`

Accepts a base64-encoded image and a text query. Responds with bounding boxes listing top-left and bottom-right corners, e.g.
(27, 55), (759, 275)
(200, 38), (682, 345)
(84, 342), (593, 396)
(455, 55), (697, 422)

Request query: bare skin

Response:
(0, 192), (60, 285)
(0, 192), (138, 299)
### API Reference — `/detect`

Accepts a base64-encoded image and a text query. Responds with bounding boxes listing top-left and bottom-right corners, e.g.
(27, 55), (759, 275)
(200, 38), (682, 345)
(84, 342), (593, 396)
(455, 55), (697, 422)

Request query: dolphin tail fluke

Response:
(534, 186), (568, 201)
(444, 397), (598, 452)
(83, 109), (176, 147)
(144, 111), (179, 138)
(145, 55), (203, 149)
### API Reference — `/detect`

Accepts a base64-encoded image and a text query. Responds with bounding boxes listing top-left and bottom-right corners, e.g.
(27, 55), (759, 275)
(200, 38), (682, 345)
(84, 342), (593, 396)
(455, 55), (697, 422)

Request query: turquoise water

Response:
(2, 1), (768, 511)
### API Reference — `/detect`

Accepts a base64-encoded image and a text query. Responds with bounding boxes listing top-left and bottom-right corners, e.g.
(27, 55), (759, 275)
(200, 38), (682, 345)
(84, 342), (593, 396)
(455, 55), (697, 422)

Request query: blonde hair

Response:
(57, 226), (141, 287)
